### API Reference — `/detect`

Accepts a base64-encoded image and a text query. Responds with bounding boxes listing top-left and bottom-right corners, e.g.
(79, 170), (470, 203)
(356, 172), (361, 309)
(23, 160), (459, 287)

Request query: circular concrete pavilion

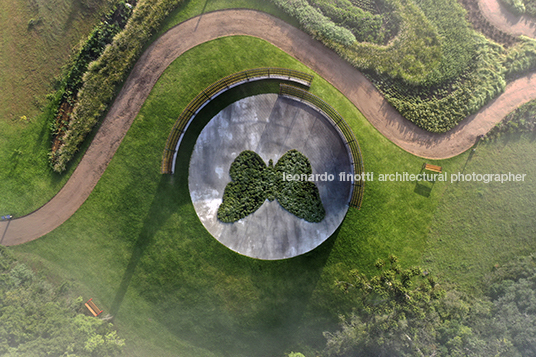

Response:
(188, 93), (353, 260)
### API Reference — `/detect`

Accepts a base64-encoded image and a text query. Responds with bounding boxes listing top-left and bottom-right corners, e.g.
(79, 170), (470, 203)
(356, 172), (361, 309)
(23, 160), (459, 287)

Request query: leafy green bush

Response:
(217, 150), (325, 223)
(0, 246), (125, 356)
(50, 0), (186, 172)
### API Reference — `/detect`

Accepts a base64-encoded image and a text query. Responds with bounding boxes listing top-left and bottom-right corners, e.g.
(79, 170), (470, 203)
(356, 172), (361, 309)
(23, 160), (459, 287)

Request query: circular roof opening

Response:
(188, 93), (353, 259)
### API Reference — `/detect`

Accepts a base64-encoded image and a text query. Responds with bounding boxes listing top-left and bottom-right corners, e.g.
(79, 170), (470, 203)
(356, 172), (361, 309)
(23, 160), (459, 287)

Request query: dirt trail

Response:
(479, 0), (536, 37)
(2, 9), (536, 246)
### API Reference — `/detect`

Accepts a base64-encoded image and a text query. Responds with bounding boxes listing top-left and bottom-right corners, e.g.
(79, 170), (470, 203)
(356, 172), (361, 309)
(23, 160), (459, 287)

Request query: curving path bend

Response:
(2, 9), (536, 246)
(479, 0), (536, 37)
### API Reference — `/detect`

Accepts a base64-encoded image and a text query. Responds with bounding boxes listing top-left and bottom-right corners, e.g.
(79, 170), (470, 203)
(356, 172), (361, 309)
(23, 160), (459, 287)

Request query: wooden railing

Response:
(161, 68), (314, 174)
(279, 84), (365, 209)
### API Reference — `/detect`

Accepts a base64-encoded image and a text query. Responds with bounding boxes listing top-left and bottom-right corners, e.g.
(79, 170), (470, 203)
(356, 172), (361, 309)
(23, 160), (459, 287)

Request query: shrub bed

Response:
(217, 150), (325, 223)
(49, 0), (135, 155)
(50, 0), (186, 172)
(275, 0), (536, 132)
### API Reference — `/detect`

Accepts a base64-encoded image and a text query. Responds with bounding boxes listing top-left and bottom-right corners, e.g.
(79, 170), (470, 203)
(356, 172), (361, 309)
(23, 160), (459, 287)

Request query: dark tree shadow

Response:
(110, 175), (179, 316)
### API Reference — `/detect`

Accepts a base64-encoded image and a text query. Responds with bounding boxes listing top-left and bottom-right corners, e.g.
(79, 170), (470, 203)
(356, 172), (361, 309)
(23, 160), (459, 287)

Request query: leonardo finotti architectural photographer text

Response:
(282, 172), (527, 184)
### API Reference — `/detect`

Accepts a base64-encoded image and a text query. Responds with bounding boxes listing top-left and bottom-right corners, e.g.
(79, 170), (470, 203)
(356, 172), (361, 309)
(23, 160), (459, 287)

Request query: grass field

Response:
(423, 134), (536, 294)
(0, 0), (107, 216)
(10, 36), (459, 356)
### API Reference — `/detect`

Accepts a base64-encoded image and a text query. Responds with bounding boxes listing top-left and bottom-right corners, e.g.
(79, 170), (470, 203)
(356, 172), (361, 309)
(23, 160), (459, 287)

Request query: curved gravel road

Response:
(2, 9), (536, 246)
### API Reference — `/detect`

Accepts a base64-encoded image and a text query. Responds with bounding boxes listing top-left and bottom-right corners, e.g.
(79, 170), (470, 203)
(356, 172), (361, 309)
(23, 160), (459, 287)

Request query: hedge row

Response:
(217, 150), (325, 223)
(308, 0), (390, 44)
(50, 0), (185, 172)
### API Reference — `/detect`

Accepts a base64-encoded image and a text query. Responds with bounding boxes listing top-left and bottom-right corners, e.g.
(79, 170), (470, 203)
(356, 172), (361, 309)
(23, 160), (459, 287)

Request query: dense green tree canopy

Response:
(0, 246), (124, 356)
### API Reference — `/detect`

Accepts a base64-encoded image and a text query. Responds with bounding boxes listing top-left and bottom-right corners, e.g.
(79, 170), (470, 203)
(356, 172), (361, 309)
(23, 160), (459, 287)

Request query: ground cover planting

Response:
(9, 36), (459, 356)
(270, 0), (536, 132)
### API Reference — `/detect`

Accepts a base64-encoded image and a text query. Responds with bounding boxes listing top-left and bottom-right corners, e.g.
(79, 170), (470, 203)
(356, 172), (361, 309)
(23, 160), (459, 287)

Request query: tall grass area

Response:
(0, 0), (108, 216)
(10, 36), (462, 356)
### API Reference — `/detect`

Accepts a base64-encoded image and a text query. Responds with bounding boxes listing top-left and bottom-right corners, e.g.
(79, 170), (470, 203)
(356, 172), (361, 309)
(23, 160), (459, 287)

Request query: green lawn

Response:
(11, 35), (459, 356)
(423, 134), (536, 294)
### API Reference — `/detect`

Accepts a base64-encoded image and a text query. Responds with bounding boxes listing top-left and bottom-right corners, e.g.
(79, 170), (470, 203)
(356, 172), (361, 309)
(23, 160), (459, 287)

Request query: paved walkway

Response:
(2, 9), (536, 246)
(479, 0), (536, 37)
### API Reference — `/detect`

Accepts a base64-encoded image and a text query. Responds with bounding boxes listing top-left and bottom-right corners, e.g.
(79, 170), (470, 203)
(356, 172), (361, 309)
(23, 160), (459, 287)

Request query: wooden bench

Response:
(85, 298), (103, 317)
(422, 163), (442, 173)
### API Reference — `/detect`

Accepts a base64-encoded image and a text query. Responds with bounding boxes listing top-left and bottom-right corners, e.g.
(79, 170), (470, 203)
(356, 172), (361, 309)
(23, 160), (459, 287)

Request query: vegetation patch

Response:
(50, 0), (187, 173)
(271, 0), (399, 45)
(485, 97), (536, 139)
(49, 0), (135, 154)
(218, 150), (325, 223)
(272, 0), (536, 132)
(0, 246), (124, 356)
(324, 255), (536, 356)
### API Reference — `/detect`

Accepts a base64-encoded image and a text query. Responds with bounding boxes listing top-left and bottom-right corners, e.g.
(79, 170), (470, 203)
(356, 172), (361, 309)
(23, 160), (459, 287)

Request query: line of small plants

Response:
(217, 150), (325, 223)
(307, 0), (400, 45)
(499, 0), (536, 17)
(49, 0), (187, 173)
(49, 0), (135, 154)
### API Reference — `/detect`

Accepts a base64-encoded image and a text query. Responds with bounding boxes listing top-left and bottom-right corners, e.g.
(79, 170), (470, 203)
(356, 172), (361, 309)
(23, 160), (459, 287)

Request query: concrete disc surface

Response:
(188, 93), (353, 259)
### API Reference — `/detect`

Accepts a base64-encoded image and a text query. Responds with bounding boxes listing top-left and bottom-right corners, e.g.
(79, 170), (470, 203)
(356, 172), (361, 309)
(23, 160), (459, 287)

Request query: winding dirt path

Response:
(2, 9), (536, 246)
(479, 0), (536, 37)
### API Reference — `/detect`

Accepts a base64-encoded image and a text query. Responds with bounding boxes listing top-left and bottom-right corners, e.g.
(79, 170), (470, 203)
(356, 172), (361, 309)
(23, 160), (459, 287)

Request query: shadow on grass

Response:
(110, 174), (182, 316)
(414, 181), (433, 197)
